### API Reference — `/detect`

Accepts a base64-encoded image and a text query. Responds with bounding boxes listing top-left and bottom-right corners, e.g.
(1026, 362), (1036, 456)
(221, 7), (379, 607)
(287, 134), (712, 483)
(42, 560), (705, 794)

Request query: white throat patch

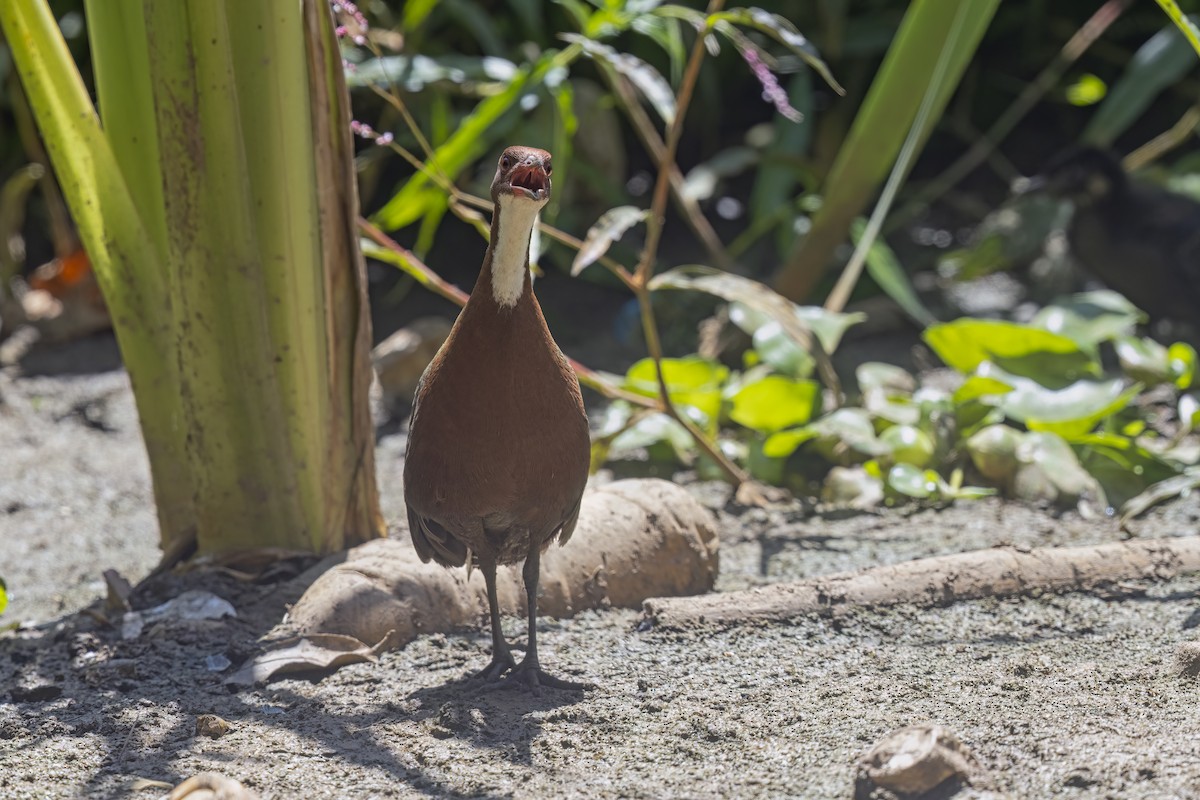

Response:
(490, 193), (543, 308)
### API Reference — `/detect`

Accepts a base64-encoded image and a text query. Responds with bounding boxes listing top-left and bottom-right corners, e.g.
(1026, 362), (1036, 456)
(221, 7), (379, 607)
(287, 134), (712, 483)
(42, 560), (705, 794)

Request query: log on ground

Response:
(285, 478), (718, 648)
(644, 536), (1200, 629)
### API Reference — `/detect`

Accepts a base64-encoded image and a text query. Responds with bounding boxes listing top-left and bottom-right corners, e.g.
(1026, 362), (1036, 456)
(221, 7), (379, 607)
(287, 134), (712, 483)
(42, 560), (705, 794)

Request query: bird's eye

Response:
(501, 156), (511, 169)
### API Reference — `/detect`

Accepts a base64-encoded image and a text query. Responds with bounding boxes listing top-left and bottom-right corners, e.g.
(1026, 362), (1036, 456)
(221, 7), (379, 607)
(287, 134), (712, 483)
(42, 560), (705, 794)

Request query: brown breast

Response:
(403, 277), (591, 566)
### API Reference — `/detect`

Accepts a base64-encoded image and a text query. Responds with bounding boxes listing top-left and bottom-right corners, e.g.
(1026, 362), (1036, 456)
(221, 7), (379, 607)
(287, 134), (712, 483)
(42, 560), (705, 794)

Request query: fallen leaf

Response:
(225, 631), (396, 686)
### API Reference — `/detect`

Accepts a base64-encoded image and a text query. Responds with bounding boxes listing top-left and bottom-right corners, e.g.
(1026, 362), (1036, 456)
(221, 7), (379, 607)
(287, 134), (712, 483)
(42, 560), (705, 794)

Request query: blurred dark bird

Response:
(403, 146), (591, 692)
(1020, 146), (1200, 325)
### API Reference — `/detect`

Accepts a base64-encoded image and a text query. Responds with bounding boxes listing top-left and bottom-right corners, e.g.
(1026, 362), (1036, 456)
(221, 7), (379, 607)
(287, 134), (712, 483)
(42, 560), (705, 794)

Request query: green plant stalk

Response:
(4, 0), (383, 557)
(143, 1), (313, 550)
(1156, 0), (1200, 56)
(232, 0), (331, 545)
(774, 0), (999, 302)
(304, 0), (384, 546)
(825, 1), (971, 318)
(1, 0), (197, 541)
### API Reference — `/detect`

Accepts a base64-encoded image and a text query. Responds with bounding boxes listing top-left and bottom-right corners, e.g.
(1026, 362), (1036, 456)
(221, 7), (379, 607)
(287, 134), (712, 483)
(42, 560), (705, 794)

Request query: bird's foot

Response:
(473, 651), (516, 683)
(504, 658), (592, 694)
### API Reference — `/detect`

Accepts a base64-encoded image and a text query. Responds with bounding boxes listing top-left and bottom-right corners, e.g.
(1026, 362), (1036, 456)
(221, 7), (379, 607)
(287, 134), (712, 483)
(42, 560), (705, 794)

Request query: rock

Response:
(371, 317), (453, 417)
(283, 478), (719, 649)
(855, 723), (980, 798)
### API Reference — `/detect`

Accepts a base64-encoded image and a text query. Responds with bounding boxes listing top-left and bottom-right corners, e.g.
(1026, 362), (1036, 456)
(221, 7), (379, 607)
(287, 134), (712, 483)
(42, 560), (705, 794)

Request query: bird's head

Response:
(1015, 146), (1127, 206)
(491, 146), (552, 207)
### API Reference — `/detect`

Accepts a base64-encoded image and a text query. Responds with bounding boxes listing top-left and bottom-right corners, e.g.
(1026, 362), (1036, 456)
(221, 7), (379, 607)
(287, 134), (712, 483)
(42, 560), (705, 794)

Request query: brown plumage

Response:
(403, 146), (591, 691)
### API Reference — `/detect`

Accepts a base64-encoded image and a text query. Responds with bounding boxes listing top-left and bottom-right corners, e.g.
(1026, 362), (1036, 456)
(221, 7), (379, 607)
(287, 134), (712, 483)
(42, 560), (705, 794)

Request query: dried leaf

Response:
(225, 631), (396, 686)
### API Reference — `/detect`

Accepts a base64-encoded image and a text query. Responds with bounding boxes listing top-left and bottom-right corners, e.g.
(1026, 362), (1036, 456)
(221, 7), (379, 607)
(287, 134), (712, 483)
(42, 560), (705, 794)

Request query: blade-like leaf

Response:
(1084, 16), (1200, 145)
(346, 54), (518, 91)
(849, 218), (936, 326)
(560, 33), (676, 124)
(775, 0), (999, 301)
(711, 7), (843, 94)
(572, 205), (649, 275)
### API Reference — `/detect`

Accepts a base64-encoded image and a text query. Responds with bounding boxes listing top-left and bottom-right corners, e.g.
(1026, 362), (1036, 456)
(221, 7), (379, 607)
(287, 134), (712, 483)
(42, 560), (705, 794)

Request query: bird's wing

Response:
(553, 494), (584, 549)
(407, 505), (469, 567)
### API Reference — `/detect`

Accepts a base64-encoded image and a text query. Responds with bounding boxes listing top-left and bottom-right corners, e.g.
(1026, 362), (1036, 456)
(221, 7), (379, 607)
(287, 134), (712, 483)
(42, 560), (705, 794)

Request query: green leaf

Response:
(1031, 291), (1145, 349)
(879, 424), (935, 467)
(631, 13), (686, 83)
(923, 318), (1096, 385)
(856, 362), (915, 395)
(762, 427), (819, 458)
(1016, 431), (1102, 507)
(746, 439), (786, 484)
(571, 205), (649, 276)
(747, 320), (814, 379)
(775, 0), (1000, 299)
(965, 424), (1021, 484)
(656, 268), (865, 353)
(560, 33), (676, 124)
(611, 412), (694, 463)
(886, 463), (939, 498)
(952, 375), (1014, 404)
(730, 375), (819, 433)
(822, 465), (885, 509)
(1120, 468), (1200, 523)
(1065, 73), (1106, 106)
(0, 576), (6, 616)
(979, 362), (1139, 437)
(346, 54), (518, 91)
(402, 0), (441, 30)
(624, 357), (727, 432)
(850, 219), (936, 326)
(1076, 437), (1181, 510)
(769, 408), (889, 464)
(1115, 337), (1172, 386)
(1084, 16), (1200, 146)
(1170, 342), (1197, 389)
(710, 7), (843, 94)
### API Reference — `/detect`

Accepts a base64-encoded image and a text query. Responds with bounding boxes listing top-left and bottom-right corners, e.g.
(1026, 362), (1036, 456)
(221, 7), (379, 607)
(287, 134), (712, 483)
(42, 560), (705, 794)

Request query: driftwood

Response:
(644, 536), (1200, 628)
(285, 479), (718, 649)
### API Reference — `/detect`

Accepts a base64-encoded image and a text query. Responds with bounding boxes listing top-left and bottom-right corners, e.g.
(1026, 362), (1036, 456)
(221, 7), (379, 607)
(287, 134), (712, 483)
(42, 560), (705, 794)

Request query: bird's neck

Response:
(484, 194), (540, 310)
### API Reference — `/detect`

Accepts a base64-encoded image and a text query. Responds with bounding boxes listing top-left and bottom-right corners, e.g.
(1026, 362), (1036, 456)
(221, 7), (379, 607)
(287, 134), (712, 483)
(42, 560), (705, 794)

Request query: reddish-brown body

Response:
(402, 146), (591, 690)
(403, 263), (590, 567)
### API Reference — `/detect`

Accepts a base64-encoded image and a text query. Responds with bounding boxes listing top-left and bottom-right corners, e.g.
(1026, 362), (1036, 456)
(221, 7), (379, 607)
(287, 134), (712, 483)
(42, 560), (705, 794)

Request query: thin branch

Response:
(632, 0), (724, 287)
(605, 71), (734, 271)
(1124, 103), (1200, 171)
(357, 217), (656, 408)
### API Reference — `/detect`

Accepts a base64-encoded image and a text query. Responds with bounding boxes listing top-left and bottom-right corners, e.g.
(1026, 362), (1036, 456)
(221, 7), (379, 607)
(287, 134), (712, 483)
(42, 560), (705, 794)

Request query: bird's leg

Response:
(507, 543), (591, 692)
(475, 556), (515, 682)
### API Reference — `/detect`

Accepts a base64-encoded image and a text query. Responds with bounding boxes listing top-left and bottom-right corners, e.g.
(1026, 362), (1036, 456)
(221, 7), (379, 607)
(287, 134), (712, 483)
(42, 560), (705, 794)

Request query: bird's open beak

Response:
(507, 164), (549, 201)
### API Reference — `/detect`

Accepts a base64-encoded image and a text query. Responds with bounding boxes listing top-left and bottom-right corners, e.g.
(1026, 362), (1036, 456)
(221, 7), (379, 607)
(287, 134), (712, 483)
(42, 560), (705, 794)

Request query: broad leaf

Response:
(923, 318), (1096, 385)
(571, 205), (649, 275)
(1031, 291), (1145, 349)
(729, 375), (819, 434)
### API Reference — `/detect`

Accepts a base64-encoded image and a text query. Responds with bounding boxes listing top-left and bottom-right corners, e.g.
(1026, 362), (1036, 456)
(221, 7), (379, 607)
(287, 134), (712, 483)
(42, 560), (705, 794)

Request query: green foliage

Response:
(0, 577), (7, 616)
(599, 281), (1200, 516)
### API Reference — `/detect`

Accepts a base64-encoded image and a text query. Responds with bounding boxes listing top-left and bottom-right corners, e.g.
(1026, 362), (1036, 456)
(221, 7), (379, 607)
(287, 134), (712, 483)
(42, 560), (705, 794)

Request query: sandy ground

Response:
(3, 337), (1200, 799)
